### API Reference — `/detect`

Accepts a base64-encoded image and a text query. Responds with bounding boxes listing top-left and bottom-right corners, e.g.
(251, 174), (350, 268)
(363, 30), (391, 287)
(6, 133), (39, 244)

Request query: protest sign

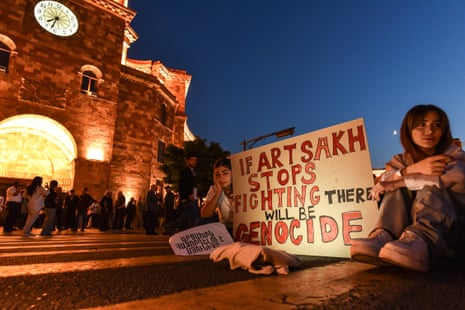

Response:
(230, 118), (379, 258)
(169, 222), (234, 256)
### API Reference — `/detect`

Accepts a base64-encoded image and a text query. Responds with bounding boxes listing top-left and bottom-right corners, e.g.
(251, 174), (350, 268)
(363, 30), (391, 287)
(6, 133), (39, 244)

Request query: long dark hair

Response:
(49, 180), (58, 191)
(213, 157), (231, 170)
(26, 176), (43, 196)
(213, 157), (233, 193)
(400, 104), (452, 162)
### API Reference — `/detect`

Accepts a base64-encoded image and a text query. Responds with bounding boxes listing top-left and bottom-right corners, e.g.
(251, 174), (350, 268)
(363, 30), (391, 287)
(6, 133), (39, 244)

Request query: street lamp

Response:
(241, 127), (295, 150)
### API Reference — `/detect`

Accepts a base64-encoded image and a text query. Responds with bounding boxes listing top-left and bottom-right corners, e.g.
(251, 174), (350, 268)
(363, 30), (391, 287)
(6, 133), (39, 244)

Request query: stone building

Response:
(0, 0), (193, 200)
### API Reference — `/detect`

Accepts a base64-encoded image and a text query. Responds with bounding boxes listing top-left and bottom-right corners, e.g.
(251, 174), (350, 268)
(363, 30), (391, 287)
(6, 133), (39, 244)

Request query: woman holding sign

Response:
(201, 157), (234, 235)
(351, 104), (465, 272)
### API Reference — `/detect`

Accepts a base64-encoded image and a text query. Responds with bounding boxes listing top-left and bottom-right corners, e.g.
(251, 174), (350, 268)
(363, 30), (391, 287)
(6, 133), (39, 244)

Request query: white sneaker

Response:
(379, 230), (430, 272)
(350, 229), (393, 265)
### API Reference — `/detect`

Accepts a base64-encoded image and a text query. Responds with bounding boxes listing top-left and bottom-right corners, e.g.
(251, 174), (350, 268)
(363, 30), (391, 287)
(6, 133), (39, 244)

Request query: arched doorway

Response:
(0, 114), (77, 191)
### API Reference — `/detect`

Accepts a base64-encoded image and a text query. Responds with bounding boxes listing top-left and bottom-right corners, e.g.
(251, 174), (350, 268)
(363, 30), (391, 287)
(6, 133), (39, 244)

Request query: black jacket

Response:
(44, 190), (59, 209)
(145, 190), (159, 213)
(178, 167), (197, 200)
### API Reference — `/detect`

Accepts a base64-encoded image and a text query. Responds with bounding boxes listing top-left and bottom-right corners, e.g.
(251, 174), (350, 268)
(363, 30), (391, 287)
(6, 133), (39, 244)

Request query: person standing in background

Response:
(17, 189), (28, 230)
(135, 197), (145, 229)
(124, 197), (136, 230)
(144, 184), (159, 235)
(63, 189), (78, 230)
(164, 185), (176, 225)
(113, 191), (126, 229)
(55, 186), (65, 231)
(166, 153), (200, 232)
(41, 180), (59, 236)
(99, 190), (112, 232)
(74, 188), (93, 232)
(23, 176), (48, 237)
(155, 186), (166, 234)
(4, 181), (23, 233)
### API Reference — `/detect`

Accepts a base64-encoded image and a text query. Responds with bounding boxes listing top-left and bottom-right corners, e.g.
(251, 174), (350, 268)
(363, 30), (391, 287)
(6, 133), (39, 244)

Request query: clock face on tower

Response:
(34, 0), (79, 37)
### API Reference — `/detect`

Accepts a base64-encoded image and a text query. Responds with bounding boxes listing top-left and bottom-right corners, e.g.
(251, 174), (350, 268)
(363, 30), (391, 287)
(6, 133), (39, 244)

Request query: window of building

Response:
(0, 42), (11, 73)
(160, 104), (167, 126)
(79, 64), (103, 97)
(157, 140), (166, 163)
(80, 71), (98, 96)
(0, 35), (16, 73)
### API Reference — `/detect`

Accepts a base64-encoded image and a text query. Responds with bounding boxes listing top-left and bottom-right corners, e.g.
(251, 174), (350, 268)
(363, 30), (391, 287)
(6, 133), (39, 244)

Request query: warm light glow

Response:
(0, 114), (76, 191)
(87, 147), (105, 161)
(125, 191), (136, 201)
(0, 114), (77, 161)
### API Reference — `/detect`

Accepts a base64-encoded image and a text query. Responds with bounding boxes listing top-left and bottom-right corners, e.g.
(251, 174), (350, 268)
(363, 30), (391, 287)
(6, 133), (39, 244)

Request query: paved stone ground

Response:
(0, 229), (342, 309)
(1, 228), (465, 310)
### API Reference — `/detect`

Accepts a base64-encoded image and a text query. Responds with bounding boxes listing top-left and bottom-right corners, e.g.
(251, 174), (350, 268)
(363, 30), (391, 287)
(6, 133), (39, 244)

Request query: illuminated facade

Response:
(0, 0), (192, 200)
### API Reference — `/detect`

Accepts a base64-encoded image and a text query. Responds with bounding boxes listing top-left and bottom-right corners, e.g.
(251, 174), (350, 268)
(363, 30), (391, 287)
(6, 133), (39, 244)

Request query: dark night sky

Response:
(127, 0), (465, 167)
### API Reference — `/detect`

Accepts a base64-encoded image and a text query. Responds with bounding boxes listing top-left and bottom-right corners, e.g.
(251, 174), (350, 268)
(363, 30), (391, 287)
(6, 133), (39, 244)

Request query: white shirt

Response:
(6, 185), (22, 203)
(205, 185), (233, 226)
(28, 186), (48, 213)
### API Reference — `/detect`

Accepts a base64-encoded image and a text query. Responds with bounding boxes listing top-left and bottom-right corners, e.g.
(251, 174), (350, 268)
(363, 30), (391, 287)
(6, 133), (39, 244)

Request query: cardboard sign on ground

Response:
(169, 223), (234, 256)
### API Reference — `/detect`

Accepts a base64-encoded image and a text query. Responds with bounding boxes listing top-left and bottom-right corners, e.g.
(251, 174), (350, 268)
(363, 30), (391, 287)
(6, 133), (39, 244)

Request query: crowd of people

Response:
(0, 150), (231, 238)
(0, 178), (180, 237)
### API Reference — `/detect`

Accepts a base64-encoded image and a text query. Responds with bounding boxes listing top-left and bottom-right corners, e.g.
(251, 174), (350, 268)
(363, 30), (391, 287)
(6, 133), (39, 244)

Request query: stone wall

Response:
(0, 0), (191, 200)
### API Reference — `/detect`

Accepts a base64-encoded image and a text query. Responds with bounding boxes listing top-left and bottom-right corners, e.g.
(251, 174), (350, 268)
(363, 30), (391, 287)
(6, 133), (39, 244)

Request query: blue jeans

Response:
(41, 208), (56, 235)
(4, 201), (21, 232)
(74, 212), (87, 231)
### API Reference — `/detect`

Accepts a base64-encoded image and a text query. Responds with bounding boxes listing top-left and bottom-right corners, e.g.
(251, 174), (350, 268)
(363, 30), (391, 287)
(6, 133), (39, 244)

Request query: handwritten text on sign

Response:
(169, 223), (234, 256)
(230, 118), (379, 257)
